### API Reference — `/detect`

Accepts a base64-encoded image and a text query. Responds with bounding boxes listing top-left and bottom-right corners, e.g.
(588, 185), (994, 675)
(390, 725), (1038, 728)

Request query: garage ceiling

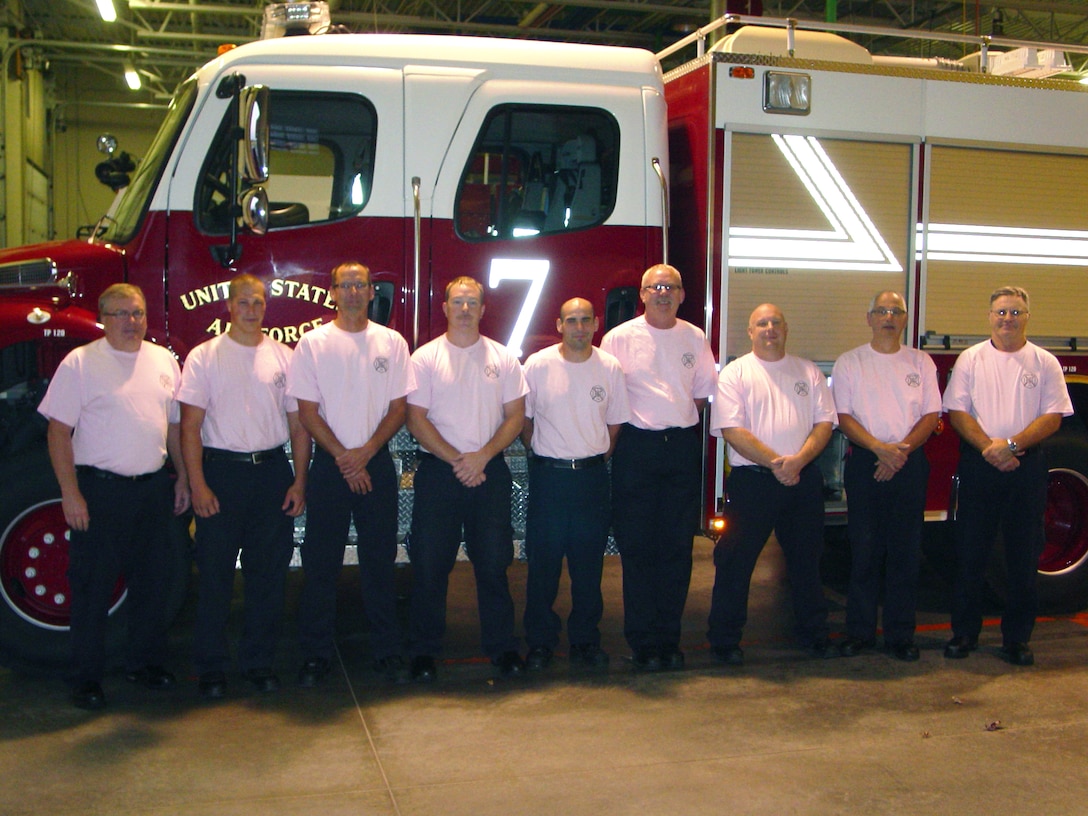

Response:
(13, 0), (1088, 109)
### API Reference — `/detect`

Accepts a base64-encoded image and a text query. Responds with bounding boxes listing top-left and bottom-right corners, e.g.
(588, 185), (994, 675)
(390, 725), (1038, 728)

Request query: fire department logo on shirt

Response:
(1021, 372), (1039, 389)
(794, 381), (809, 397)
(373, 357), (389, 374)
(159, 374), (172, 390)
(681, 352), (696, 369)
(273, 371), (287, 388)
(905, 373), (921, 388)
(484, 364), (500, 380)
(590, 385), (606, 403)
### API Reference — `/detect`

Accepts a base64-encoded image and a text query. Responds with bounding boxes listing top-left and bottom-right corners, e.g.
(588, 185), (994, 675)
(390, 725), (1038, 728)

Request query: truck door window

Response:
(455, 105), (619, 241)
(196, 90), (378, 234)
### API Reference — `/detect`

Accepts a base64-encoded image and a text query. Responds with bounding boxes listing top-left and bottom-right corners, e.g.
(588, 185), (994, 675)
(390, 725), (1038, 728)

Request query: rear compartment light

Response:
(763, 71), (811, 115)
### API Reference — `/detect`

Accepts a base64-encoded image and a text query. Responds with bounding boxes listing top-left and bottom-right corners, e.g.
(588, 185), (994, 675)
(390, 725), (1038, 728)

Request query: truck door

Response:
(163, 66), (405, 356)
(417, 78), (655, 358)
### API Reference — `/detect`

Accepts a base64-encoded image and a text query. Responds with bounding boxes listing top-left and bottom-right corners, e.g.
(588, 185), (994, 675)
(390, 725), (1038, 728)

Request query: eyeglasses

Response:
(991, 309), (1027, 318)
(334, 281), (372, 292)
(642, 283), (681, 293)
(101, 309), (146, 320)
(870, 307), (906, 317)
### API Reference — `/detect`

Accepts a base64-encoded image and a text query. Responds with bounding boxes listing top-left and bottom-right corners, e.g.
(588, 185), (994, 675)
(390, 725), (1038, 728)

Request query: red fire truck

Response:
(0, 31), (667, 663)
(1, 12), (1086, 665)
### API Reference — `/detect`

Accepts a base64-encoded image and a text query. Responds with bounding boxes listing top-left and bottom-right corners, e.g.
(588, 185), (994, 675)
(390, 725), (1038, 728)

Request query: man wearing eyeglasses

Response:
(179, 274), (311, 699)
(831, 292), (940, 662)
(287, 261), (414, 685)
(942, 285), (1072, 666)
(600, 264), (717, 672)
(39, 283), (191, 710)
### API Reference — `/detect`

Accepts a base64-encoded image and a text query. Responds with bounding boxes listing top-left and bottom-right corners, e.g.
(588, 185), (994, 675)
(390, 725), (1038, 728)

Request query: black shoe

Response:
(807, 637), (838, 659)
(712, 645), (745, 666)
(198, 671), (227, 699)
(493, 650), (526, 678)
(838, 636), (877, 657)
(245, 667), (280, 693)
(411, 655), (437, 683)
(297, 657), (330, 687)
(569, 643), (610, 669)
(999, 642), (1035, 666)
(659, 646), (685, 671)
(125, 665), (176, 689)
(374, 655), (409, 683)
(525, 646), (553, 671)
(943, 635), (979, 659)
(631, 647), (661, 672)
(887, 642), (921, 662)
(72, 681), (107, 710)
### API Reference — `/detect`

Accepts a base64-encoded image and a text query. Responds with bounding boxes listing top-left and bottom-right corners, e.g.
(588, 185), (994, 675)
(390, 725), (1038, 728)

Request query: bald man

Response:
(708, 303), (837, 665)
(520, 298), (629, 670)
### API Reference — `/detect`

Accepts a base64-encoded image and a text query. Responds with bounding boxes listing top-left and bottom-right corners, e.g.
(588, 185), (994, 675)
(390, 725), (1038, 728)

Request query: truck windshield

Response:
(98, 77), (198, 245)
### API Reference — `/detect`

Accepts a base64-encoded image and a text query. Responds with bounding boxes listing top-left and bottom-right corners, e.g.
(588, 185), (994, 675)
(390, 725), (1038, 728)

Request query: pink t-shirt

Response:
(600, 315), (717, 430)
(38, 338), (180, 476)
(831, 344), (941, 444)
(178, 334), (296, 452)
(942, 339), (1072, 438)
(408, 334), (528, 455)
(711, 352), (837, 467)
(286, 321), (413, 448)
(523, 345), (630, 459)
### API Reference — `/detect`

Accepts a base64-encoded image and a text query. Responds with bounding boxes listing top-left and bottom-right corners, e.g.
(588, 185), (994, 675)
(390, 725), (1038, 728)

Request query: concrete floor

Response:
(3, 536), (1088, 816)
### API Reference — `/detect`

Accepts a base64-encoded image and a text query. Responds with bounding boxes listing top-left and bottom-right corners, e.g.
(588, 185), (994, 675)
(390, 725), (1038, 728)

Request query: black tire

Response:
(0, 448), (192, 668)
(987, 434), (1088, 614)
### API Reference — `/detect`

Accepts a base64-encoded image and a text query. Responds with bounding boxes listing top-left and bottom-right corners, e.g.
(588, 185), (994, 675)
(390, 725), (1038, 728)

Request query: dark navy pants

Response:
(523, 458), (611, 650)
(68, 468), (174, 683)
(610, 424), (701, 652)
(951, 444), (1047, 645)
(843, 446), (929, 645)
(298, 446), (401, 662)
(408, 453), (518, 659)
(192, 451), (294, 674)
(708, 463), (830, 650)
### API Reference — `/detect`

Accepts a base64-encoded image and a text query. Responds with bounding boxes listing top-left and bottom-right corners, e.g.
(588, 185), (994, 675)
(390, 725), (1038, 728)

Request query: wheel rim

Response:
(0, 499), (126, 630)
(1040, 468), (1088, 575)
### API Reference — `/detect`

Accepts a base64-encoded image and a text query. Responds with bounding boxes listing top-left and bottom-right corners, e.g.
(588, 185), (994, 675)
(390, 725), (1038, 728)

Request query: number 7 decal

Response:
(488, 258), (550, 358)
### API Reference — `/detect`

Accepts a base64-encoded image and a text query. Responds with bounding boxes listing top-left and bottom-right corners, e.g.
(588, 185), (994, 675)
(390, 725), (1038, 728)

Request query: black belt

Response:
(532, 454), (605, 470)
(203, 446), (284, 465)
(76, 465), (162, 482)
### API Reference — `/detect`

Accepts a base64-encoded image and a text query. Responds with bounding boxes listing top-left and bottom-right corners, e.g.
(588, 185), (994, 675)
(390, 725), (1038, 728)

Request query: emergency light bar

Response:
(261, 2), (331, 39)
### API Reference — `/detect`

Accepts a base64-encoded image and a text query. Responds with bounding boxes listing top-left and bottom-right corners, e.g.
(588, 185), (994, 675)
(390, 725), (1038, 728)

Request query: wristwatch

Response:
(1007, 438), (1019, 454)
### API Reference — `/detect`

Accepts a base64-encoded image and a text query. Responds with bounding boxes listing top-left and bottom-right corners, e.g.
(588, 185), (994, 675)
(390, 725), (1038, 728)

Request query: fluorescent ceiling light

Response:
(96, 0), (117, 23)
(123, 61), (141, 90)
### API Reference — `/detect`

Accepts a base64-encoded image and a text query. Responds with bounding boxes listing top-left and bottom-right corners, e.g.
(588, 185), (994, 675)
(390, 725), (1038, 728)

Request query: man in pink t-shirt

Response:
(708, 303), (837, 665)
(405, 276), (528, 682)
(942, 285), (1072, 667)
(287, 262), (414, 686)
(39, 283), (191, 710)
(600, 264), (717, 672)
(179, 274), (311, 699)
(832, 291), (940, 662)
(521, 298), (629, 671)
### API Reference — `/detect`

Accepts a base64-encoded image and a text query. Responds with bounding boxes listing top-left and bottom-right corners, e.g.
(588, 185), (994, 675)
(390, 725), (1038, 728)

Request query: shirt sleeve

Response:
(37, 352), (83, 428)
(176, 343), (210, 410)
(709, 362), (747, 435)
